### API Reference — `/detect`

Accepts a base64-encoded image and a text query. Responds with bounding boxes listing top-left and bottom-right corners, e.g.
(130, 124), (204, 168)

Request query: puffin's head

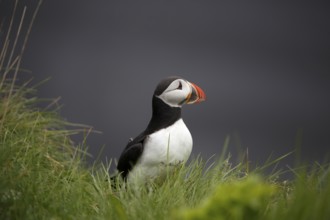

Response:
(154, 76), (206, 108)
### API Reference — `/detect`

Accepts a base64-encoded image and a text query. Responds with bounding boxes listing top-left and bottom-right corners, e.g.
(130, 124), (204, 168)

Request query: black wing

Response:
(117, 134), (145, 180)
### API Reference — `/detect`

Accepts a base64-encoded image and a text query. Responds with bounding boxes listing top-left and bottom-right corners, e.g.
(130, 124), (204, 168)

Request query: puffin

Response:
(116, 76), (206, 184)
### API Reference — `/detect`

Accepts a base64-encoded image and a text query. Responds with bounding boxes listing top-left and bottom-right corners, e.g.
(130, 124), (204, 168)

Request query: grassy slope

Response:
(1, 79), (330, 220)
(1, 2), (330, 219)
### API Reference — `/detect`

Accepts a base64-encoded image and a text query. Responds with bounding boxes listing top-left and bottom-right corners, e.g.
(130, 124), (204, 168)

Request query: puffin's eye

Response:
(177, 82), (182, 90)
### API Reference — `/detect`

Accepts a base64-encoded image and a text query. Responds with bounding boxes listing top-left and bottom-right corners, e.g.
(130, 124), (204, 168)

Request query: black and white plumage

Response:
(117, 76), (206, 183)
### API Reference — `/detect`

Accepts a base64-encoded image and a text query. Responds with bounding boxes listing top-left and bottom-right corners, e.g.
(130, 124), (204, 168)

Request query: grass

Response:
(1, 77), (330, 220)
(1, 2), (330, 219)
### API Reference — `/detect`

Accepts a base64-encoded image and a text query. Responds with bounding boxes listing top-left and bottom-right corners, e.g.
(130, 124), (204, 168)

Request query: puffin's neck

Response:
(145, 96), (182, 134)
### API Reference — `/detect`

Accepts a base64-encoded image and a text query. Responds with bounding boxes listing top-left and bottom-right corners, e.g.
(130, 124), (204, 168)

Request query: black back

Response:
(117, 77), (182, 179)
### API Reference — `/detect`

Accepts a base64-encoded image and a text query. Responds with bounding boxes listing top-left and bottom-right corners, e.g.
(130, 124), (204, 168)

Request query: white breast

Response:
(128, 119), (193, 184)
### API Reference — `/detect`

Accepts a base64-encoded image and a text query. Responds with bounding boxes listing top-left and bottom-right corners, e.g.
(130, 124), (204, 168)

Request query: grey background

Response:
(2, 1), (330, 169)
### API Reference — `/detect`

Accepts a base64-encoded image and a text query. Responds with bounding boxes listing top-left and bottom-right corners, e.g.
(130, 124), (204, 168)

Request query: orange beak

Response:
(186, 82), (206, 104)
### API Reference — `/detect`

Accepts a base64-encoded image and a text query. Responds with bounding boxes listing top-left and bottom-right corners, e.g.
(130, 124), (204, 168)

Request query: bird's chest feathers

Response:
(140, 119), (192, 166)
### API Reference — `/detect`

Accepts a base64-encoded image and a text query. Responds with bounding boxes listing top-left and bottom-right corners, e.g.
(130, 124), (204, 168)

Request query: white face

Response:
(156, 79), (192, 108)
